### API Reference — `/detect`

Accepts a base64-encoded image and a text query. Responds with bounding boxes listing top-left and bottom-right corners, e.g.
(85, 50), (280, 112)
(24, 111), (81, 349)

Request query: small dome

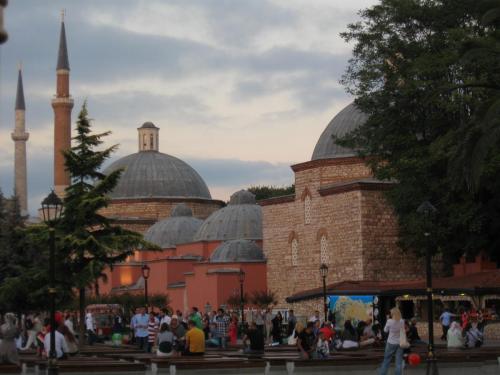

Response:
(194, 190), (261, 241)
(210, 240), (265, 263)
(311, 102), (368, 160)
(103, 152), (211, 200)
(144, 205), (203, 248)
(171, 203), (193, 217)
(139, 121), (158, 129)
(229, 190), (256, 205)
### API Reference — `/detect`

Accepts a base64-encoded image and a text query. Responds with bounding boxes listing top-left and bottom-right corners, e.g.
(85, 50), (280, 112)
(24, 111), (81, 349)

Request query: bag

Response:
(159, 341), (173, 353)
(25, 319), (34, 330)
(287, 329), (297, 346)
(399, 325), (410, 349)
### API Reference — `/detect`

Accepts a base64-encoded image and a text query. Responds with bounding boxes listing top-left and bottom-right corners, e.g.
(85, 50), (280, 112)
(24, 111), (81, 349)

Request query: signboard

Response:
(328, 295), (374, 327)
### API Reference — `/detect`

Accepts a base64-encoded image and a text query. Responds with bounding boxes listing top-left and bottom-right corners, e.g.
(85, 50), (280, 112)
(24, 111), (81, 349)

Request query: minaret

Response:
(52, 10), (74, 197)
(11, 64), (29, 215)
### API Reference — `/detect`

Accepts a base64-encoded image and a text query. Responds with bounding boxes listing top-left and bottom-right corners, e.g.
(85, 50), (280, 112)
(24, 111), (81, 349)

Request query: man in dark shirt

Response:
(243, 322), (265, 354)
(408, 318), (426, 345)
(297, 322), (316, 359)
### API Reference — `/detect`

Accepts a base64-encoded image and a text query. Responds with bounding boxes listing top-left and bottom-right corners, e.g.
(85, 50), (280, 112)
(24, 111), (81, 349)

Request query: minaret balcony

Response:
(11, 132), (29, 141)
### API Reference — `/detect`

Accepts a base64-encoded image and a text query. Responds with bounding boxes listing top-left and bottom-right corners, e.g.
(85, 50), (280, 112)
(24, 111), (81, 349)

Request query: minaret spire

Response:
(11, 63), (30, 215)
(52, 12), (74, 197)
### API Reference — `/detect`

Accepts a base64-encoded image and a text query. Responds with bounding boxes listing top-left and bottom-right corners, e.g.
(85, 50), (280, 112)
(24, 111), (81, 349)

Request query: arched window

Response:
(304, 194), (312, 224)
(320, 235), (329, 264)
(142, 134), (147, 149)
(291, 238), (299, 266)
(150, 134), (154, 149)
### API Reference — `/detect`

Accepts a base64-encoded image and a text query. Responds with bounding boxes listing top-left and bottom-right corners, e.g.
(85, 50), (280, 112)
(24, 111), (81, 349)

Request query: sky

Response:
(0, 0), (377, 215)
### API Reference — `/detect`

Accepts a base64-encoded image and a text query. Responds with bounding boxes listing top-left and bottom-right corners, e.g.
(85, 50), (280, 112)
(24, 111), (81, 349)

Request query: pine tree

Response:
(59, 102), (149, 346)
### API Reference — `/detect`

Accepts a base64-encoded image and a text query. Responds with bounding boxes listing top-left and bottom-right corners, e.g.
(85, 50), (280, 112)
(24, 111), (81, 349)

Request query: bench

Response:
(0, 364), (21, 374)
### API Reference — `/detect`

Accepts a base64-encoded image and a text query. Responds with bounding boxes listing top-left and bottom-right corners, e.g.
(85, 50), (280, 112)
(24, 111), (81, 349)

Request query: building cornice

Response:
(291, 156), (366, 172)
(258, 194), (296, 207)
(318, 179), (394, 197)
(108, 197), (225, 206)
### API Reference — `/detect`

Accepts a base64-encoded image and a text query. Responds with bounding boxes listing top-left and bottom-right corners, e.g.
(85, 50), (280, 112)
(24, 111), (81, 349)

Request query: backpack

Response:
(159, 341), (173, 353)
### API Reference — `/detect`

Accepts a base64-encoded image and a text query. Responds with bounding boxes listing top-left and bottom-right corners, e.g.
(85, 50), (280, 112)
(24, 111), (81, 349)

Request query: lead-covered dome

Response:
(210, 239), (265, 263)
(311, 102), (368, 161)
(193, 190), (262, 241)
(144, 204), (203, 248)
(103, 122), (211, 200)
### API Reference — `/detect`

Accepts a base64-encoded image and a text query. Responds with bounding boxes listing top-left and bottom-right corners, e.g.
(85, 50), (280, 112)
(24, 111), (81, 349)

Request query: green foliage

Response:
(59, 102), (151, 291)
(250, 290), (277, 308)
(225, 293), (249, 308)
(66, 293), (170, 319)
(247, 185), (295, 201)
(339, 0), (500, 268)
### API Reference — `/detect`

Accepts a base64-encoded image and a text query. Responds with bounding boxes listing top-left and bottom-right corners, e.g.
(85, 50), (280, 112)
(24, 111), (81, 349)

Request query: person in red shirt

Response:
(319, 321), (335, 351)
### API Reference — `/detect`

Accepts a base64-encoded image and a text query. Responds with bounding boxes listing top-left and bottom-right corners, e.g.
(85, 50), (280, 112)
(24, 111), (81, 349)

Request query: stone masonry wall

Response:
(100, 200), (223, 221)
(360, 189), (425, 280)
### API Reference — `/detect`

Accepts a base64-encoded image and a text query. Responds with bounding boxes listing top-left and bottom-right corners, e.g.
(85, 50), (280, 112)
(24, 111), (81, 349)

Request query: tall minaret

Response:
(11, 64), (29, 215)
(52, 11), (73, 197)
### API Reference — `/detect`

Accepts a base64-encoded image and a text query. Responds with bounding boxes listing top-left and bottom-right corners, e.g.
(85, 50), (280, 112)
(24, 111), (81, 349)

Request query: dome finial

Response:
(138, 122), (160, 152)
(60, 8), (65, 22)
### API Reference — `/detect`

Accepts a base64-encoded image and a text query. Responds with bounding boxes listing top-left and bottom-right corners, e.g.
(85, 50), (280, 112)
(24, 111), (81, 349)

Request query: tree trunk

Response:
(78, 287), (85, 351)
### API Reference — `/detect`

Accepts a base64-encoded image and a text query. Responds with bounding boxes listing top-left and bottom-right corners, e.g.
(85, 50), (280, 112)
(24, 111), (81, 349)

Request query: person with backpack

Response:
(156, 323), (174, 357)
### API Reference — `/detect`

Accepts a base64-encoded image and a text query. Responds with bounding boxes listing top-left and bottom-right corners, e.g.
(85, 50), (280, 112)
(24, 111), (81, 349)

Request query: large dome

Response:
(103, 151), (211, 199)
(210, 240), (265, 263)
(311, 102), (368, 161)
(193, 190), (262, 242)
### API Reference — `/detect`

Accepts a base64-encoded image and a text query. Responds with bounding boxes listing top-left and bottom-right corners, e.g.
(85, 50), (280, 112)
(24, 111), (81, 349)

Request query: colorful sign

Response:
(328, 295), (374, 327)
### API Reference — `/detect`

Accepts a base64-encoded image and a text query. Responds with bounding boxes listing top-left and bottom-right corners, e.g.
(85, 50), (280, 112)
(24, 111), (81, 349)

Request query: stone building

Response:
(99, 122), (224, 233)
(99, 190), (267, 312)
(260, 103), (425, 316)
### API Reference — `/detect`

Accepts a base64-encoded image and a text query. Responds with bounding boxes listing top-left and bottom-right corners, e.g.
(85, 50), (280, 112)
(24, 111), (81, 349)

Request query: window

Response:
(320, 235), (329, 264)
(142, 134), (147, 149)
(304, 194), (312, 224)
(291, 238), (299, 266)
(150, 134), (154, 149)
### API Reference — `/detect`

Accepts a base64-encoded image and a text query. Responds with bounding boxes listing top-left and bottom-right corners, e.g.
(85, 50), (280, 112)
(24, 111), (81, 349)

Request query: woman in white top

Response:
(447, 321), (463, 348)
(379, 307), (405, 375)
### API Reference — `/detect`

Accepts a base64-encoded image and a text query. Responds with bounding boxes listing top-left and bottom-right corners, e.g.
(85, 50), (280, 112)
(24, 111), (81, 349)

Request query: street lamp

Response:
(141, 263), (151, 309)
(239, 270), (246, 324)
(319, 263), (329, 322)
(41, 190), (63, 375)
(417, 200), (439, 375)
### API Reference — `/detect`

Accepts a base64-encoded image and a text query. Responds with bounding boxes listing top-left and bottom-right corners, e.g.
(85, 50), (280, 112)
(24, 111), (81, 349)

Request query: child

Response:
(316, 331), (330, 359)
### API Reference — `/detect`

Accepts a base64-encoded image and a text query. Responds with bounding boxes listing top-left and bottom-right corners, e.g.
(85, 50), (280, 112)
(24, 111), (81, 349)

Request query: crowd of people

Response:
(0, 303), (494, 367)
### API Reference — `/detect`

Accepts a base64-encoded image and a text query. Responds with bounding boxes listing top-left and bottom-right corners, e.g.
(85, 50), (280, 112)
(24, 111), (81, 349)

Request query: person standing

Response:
(131, 307), (150, 352)
(0, 313), (20, 365)
(271, 312), (283, 344)
(85, 311), (97, 345)
(147, 313), (159, 353)
(264, 308), (273, 344)
(214, 309), (230, 349)
(379, 307), (405, 375)
(287, 310), (297, 336)
(439, 308), (455, 340)
(254, 309), (265, 336)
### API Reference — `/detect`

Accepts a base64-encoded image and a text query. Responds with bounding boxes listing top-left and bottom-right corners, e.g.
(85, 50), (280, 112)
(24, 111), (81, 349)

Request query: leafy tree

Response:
(251, 290), (278, 309)
(339, 0), (500, 269)
(247, 185), (295, 201)
(58, 103), (151, 346)
(225, 293), (249, 309)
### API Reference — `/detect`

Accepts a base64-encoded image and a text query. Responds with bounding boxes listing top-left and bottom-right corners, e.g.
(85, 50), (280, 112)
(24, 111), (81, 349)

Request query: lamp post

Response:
(239, 270), (246, 324)
(319, 263), (329, 322)
(141, 263), (150, 309)
(417, 200), (439, 375)
(41, 190), (63, 375)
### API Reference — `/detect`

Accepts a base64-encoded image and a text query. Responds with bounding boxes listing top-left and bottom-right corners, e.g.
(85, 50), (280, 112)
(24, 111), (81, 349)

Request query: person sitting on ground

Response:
(156, 323), (174, 357)
(297, 322), (316, 359)
(242, 322), (265, 355)
(0, 313), (20, 366)
(463, 322), (483, 348)
(43, 326), (69, 360)
(184, 320), (205, 356)
(205, 323), (219, 348)
(315, 331), (330, 359)
(341, 320), (359, 349)
(447, 321), (463, 349)
(407, 318), (425, 345)
(59, 325), (78, 355)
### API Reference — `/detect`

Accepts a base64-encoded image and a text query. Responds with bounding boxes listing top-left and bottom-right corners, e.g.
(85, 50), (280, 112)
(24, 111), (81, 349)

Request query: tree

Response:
(58, 103), (151, 347)
(225, 293), (249, 309)
(339, 0), (500, 268)
(251, 290), (278, 309)
(247, 185), (295, 201)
